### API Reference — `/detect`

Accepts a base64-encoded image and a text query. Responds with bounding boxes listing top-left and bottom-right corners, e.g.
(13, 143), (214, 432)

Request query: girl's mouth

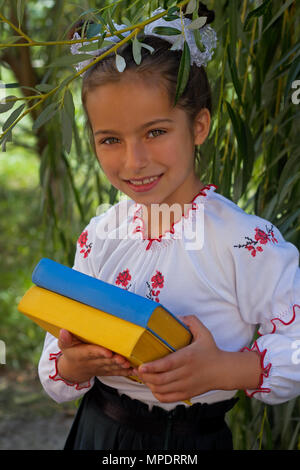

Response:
(124, 174), (163, 193)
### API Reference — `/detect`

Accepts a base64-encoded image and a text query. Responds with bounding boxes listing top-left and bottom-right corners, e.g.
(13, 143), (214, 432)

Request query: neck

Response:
(142, 179), (205, 239)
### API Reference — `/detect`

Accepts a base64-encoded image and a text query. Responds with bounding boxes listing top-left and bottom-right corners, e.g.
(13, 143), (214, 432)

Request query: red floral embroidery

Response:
(146, 270), (165, 302)
(234, 224), (278, 257)
(77, 230), (92, 258)
(116, 269), (132, 289)
(78, 230), (88, 247)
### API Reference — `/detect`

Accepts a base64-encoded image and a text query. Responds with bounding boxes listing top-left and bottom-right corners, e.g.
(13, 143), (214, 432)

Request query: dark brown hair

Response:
(71, 3), (215, 153)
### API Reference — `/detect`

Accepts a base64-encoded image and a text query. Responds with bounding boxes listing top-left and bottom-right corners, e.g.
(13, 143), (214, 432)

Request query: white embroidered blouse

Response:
(38, 184), (300, 410)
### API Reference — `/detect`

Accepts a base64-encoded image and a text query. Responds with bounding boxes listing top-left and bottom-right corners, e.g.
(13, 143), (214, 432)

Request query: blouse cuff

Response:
(49, 351), (92, 391)
(241, 341), (272, 398)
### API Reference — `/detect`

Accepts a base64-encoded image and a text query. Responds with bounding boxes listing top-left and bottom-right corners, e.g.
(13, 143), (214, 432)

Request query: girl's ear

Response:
(193, 108), (211, 146)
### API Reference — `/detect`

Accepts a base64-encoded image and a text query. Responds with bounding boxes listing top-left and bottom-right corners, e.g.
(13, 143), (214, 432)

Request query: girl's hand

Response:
(133, 315), (222, 403)
(134, 315), (262, 403)
(56, 329), (134, 384)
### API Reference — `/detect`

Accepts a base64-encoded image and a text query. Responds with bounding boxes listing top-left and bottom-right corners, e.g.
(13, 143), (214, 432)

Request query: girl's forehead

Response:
(86, 77), (170, 107)
(85, 78), (181, 128)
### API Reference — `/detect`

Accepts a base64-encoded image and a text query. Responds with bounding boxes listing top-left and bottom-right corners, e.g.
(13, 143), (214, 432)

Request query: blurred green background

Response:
(0, 0), (299, 450)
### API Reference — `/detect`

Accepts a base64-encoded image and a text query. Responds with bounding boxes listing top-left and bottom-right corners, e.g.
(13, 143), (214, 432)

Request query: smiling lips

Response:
(124, 174), (163, 192)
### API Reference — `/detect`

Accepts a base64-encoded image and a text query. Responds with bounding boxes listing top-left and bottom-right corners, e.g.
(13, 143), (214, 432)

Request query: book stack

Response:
(18, 259), (192, 368)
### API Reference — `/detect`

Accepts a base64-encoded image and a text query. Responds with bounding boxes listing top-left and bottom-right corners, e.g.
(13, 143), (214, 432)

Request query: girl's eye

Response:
(148, 129), (166, 138)
(99, 129), (166, 145)
(100, 137), (120, 145)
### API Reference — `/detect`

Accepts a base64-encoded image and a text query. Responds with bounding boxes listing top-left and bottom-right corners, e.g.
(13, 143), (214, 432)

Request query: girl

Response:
(38, 4), (300, 451)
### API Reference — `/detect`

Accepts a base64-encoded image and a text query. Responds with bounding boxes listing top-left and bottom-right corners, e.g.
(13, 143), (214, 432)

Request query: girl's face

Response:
(85, 76), (210, 208)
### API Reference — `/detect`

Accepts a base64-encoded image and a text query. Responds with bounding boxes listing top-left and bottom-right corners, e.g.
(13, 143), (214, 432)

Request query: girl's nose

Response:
(123, 140), (149, 172)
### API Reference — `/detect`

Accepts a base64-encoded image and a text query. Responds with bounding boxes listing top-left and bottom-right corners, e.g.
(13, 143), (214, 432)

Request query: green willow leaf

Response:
(2, 103), (25, 131)
(115, 54), (126, 72)
(262, 0), (294, 34)
(141, 43), (155, 54)
(168, 6), (180, 15)
(193, 29), (205, 52)
(1, 129), (12, 152)
(121, 17), (132, 27)
(78, 8), (98, 18)
(132, 37), (142, 65)
(36, 84), (55, 92)
(0, 95), (16, 114)
(242, 123), (255, 192)
(270, 41), (300, 74)
(48, 54), (91, 68)
(185, 0), (197, 15)
(227, 46), (243, 106)
(32, 103), (58, 131)
(244, 0), (272, 31)
(174, 41), (191, 105)
(152, 26), (181, 36)
(61, 108), (73, 154)
(187, 17), (207, 30)
(86, 23), (102, 39)
(225, 101), (254, 191)
(164, 14), (181, 21)
(78, 43), (101, 53)
(106, 9), (125, 41)
(64, 89), (75, 121)
(17, 0), (25, 28)
(229, 0), (238, 59)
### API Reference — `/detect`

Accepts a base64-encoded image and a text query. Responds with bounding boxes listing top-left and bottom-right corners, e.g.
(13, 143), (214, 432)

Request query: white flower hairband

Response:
(70, 7), (217, 76)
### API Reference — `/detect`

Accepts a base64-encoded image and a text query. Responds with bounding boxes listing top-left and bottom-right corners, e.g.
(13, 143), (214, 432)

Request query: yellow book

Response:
(18, 285), (191, 368)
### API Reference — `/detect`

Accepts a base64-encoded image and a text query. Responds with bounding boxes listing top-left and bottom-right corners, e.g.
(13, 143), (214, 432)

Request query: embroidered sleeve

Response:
(49, 351), (91, 391)
(38, 333), (94, 403)
(37, 216), (104, 403)
(232, 217), (300, 404)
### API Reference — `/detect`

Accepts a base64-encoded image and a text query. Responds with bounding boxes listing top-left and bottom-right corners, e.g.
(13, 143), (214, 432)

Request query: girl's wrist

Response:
(56, 353), (92, 384)
(216, 350), (262, 391)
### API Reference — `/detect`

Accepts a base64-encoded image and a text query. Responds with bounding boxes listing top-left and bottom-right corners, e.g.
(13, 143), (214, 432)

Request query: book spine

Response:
(147, 327), (176, 352)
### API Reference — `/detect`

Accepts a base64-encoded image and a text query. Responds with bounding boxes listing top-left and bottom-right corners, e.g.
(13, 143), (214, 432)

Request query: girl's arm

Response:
(56, 329), (133, 383)
(136, 218), (300, 405)
(38, 213), (134, 404)
(38, 329), (133, 404)
(134, 315), (262, 403)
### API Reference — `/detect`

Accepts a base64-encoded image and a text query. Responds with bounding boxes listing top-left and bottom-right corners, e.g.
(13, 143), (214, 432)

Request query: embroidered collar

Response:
(130, 184), (217, 250)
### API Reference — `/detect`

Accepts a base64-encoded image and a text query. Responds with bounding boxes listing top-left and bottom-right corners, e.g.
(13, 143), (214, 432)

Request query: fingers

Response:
(58, 329), (81, 349)
(138, 344), (193, 375)
(179, 315), (209, 341)
(58, 329), (131, 363)
(95, 360), (134, 376)
(139, 369), (190, 403)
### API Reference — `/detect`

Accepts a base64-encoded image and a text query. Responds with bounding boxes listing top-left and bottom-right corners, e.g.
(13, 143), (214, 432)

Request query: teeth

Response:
(129, 176), (159, 185)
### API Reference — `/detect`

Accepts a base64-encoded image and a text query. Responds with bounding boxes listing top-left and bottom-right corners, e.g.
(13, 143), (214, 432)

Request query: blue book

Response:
(31, 258), (192, 352)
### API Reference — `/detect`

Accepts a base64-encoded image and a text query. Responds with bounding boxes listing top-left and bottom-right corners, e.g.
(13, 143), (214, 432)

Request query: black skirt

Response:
(64, 378), (238, 451)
